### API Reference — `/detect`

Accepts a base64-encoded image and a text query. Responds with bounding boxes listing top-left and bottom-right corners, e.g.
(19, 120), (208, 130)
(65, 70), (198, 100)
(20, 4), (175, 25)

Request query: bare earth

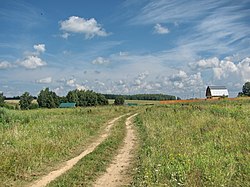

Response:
(94, 113), (138, 187)
(30, 113), (129, 187)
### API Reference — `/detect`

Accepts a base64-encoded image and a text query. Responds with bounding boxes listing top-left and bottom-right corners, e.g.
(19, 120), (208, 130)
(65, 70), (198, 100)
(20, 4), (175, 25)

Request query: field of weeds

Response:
(132, 100), (250, 186)
(0, 106), (133, 186)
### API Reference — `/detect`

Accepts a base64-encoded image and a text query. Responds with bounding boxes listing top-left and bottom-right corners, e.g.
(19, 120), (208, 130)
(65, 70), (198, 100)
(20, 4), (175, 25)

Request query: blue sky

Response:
(1, 0), (250, 98)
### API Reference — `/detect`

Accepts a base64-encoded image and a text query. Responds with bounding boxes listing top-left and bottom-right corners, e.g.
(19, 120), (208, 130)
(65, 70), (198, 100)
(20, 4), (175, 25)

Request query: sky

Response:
(0, 0), (250, 98)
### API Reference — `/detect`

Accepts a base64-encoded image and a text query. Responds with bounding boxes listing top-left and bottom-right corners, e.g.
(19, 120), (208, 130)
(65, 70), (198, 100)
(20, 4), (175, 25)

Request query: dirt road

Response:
(94, 113), (138, 187)
(30, 113), (129, 187)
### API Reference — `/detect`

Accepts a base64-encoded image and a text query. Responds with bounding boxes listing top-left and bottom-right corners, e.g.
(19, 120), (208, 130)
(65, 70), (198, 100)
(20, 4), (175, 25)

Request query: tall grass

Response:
(0, 106), (132, 186)
(132, 100), (250, 186)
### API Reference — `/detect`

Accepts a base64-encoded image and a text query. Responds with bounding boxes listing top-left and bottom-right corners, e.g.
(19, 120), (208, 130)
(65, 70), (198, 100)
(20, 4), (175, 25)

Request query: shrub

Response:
(114, 96), (125, 105)
(19, 92), (33, 110)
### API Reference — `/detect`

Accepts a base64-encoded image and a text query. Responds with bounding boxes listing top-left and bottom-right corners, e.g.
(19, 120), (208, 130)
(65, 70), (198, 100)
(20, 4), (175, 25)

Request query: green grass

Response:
(0, 106), (133, 186)
(48, 115), (128, 186)
(132, 100), (250, 186)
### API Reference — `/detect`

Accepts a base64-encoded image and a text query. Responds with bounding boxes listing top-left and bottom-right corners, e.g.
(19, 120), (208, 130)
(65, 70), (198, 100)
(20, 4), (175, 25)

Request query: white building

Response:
(206, 86), (229, 99)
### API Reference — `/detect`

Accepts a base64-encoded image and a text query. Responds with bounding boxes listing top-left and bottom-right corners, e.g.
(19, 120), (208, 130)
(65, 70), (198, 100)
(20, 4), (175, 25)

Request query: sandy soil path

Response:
(94, 113), (138, 187)
(30, 113), (129, 187)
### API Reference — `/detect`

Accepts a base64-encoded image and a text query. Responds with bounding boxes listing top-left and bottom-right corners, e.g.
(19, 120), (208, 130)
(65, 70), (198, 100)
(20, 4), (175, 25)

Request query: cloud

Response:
(128, 0), (250, 57)
(169, 70), (188, 82)
(62, 77), (87, 91)
(95, 80), (105, 86)
(17, 55), (46, 69)
(36, 77), (52, 84)
(76, 84), (87, 91)
(61, 33), (70, 39)
(191, 56), (250, 83)
(53, 86), (64, 96)
(189, 57), (219, 69)
(154, 23), (169, 34)
(165, 71), (204, 92)
(237, 57), (250, 82)
(17, 43), (47, 69)
(130, 0), (223, 25)
(60, 16), (109, 39)
(91, 57), (110, 65)
(0, 61), (13, 69)
(33, 44), (45, 54)
(66, 78), (76, 87)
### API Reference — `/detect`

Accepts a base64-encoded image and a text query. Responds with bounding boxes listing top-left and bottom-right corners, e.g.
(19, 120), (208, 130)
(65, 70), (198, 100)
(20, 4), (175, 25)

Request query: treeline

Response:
(4, 96), (37, 100)
(37, 88), (108, 108)
(1, 88), (108, 110)
(103, 94), (180, 101)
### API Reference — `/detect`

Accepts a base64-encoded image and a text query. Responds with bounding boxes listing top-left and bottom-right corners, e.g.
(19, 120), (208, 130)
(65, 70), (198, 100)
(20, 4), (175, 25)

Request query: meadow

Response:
(0, 106), (134, 186)
(1, 99), (249, 186)
(132, 100), (250, 186)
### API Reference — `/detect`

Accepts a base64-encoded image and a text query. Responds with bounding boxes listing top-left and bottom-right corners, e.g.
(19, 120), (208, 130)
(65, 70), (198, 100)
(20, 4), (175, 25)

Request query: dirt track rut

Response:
(94, 113), (138, 187)
(30, 113), (129, 187)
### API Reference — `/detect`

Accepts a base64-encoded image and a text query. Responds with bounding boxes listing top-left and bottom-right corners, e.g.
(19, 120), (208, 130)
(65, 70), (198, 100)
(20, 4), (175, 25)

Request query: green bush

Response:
(19, 92), (33, 110)
(114, 96), (125, 105)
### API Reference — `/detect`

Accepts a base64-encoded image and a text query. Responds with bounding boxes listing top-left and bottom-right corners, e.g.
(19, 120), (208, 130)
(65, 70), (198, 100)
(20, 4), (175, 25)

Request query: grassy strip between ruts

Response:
(0, 106), (134, 186)
(131, 100), (250, 186)
(47, 114), (129, 186)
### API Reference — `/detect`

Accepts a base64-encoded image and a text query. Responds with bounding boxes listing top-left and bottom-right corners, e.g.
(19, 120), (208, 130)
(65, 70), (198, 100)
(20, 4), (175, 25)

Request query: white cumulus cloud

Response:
(33, 44), (45, 54)
(0, 61), (13, 69)
(17, 55), (46, 69)
(190, 57), (220, 69)
(66, 78), (76, 87)
(60, 16), (109, 39)
(154, 23), (169, 34)
(169, 70), (188, 82)
(36, 77), (52, 84)
(91, 57), (110, 65)
(237, 57), (250, 82)
(76, 84), (87, 91)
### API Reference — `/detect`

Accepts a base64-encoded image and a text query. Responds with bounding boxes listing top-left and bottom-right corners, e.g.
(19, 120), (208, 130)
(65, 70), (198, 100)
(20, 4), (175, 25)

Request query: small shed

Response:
(206, 86), (229, 99)
(59, 102), (76, 108)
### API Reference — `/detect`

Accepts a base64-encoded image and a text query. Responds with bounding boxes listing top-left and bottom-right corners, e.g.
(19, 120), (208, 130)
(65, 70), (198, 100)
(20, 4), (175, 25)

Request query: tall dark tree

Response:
(19, 92), (33, 110)
(0, 93), (5, 107)
(66, 90), (79, 105)
(242, 82), (250, 96)
(85, 90), (98, 106)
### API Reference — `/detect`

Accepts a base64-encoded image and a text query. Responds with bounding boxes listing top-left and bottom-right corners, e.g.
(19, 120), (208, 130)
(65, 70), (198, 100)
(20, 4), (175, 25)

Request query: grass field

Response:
(132, 100), (250, 186)
(1, 99), (250, 186)
(0, 106), (134, 186)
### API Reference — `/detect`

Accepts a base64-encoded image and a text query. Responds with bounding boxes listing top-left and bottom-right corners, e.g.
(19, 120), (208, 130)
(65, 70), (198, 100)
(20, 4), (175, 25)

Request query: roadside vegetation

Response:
(132, 100), (250, 186)
(0, 106), (133, 186)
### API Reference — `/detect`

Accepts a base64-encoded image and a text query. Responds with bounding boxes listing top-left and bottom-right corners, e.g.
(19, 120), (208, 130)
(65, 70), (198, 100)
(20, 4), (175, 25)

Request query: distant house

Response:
(206, 86), (229, 99)
(59, 102), (76, 108)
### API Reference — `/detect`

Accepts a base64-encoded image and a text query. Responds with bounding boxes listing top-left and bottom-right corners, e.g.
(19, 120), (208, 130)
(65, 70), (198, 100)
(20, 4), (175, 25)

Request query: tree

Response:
(96, 93), (109, 105)
(66, 89), (108, 107)
(114, 96), (125, 105)
(242, 82), (250, 96)
(19, 92), (33, 110)
(66, 90), (79, 105)
(37, 88), (59, 108)
(0, 93), (5, 107)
